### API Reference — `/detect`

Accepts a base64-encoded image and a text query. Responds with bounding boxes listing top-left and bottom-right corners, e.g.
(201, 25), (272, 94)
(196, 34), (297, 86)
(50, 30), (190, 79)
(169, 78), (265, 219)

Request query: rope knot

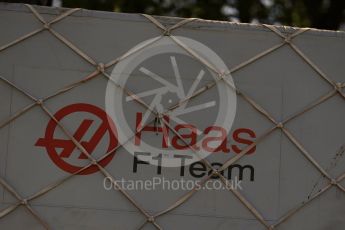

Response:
(21, 199), (28, 205)
(217, 72), (225, 81)
(148, 216), (155, 222)
(43, 23), (50, 30)
(36, 98), (43, 105)
(213, 169), (220, 176)
(163, 29), (171, 36)
(284, 37), (291, 43)
(277, 122), (284, 128)
(335, 82), (343, 90)
(97, 63), (105, 72)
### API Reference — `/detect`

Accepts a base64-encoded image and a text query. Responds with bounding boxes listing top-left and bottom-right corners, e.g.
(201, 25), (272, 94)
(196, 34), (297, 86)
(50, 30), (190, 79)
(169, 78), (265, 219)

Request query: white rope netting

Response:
(0, 4), (344, 230)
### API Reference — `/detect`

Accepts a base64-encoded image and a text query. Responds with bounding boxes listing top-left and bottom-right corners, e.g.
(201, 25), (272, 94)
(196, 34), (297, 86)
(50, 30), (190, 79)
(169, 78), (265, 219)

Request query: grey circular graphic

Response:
(105, 36), (237, 167)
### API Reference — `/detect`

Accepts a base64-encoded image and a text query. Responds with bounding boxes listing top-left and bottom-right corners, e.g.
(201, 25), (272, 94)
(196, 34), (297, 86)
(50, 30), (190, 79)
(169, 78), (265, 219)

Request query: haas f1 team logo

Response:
(37, 37), (238, 173)
(36, 103), (118, 175)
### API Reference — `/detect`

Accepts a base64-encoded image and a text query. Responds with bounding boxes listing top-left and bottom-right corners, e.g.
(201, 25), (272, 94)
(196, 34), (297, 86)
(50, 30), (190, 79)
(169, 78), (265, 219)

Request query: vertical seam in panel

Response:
(277, 68), (284, 220)
(2, 64), (14, 202)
